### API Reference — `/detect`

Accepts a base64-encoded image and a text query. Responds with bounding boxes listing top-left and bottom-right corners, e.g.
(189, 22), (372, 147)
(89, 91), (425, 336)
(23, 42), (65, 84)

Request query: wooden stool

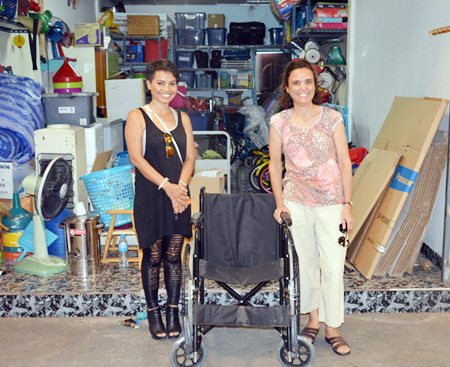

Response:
(101, 209), (142, 266)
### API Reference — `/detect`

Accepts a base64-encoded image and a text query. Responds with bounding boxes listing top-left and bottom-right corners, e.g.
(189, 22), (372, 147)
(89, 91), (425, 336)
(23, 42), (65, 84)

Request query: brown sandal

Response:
(300, 327), (319, 344)
(325, 336), (351, 356)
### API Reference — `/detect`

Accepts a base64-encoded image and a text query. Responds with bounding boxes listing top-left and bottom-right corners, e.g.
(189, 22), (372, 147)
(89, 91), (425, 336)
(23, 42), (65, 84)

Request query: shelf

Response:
(175, 44), (291, 50)
(179, 67), (253, 72)
(110, 34), (164, 41)
(0, 18), (27, 33)
(189, 88), (251, 92)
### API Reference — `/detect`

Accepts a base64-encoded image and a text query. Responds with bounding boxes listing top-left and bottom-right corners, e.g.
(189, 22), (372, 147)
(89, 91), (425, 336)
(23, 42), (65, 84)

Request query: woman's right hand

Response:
(164, 182), (190, 214)
(273, 206), (290, 224)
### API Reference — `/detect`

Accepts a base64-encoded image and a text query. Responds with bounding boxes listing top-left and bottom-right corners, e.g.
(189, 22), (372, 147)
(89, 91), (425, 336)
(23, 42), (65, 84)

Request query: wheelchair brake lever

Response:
(280, 212), (292, 227)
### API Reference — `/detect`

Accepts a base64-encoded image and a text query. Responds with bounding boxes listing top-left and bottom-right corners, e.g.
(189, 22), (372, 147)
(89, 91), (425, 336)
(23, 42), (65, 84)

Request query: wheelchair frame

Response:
(170, 189), (315, 366)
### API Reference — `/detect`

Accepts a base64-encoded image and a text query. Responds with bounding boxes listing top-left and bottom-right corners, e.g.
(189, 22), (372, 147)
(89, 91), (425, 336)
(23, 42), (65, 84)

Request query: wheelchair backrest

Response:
(201, 193), (280, 267)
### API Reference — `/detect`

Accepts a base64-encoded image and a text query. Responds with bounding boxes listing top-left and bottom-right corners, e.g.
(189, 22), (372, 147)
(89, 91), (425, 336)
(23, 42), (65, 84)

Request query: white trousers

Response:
(285, 200), (346, 328)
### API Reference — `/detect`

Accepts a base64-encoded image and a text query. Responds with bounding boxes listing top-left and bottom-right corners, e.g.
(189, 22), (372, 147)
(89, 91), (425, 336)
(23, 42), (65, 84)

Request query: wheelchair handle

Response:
(281, 212), (292, 227)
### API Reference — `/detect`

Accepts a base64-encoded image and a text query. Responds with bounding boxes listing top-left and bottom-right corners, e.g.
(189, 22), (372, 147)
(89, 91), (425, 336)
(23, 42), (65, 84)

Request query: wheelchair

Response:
(170, 189), (315, 367)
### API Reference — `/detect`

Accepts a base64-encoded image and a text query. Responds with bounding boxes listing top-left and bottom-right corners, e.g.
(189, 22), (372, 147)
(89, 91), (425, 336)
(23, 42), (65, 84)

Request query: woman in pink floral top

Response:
(269, 59), (353, 356)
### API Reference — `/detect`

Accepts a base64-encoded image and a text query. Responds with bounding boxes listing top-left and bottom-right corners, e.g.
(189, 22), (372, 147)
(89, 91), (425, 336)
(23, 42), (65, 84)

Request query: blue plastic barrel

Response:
(46, 208), (72, 259)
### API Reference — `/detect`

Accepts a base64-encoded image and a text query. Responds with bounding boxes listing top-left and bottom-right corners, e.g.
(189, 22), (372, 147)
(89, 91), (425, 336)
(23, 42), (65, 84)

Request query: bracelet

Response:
(178, 179), (187, 188)
(343, 201), (353, 207)
(158, 177), (169, 190)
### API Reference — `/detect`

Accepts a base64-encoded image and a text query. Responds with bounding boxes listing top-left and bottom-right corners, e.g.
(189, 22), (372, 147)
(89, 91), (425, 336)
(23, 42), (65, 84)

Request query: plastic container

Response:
(175, 12), (206, 29)
(197, 73), (212, 89)
(1, 192), (32, 232)
(118, 235), (129, 269)
(175, 50), (194, 68)
(268, 27), (284, 45)
(144, 38), (168, 62)
(188, 112), (215, 131)
(179, 71), (195, 88)
(42, 92), (96, 127)
(176, 28), (205, 46)
(80, 165), (135, 228)
(207, 28), (227, 45)
(52, 58), (83, 93)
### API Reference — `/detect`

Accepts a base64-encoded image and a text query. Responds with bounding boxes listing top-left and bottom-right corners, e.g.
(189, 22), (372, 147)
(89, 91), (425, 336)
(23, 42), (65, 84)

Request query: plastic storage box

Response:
(188, 112), (215, 131)
(179, 71), (195, 88)
(176, 28), (205, 46)
(207, 28), (227, 45)
(268, 28), (283, 45)
(42, 92), (96, 127)
(175, 50), (194, 68)
(175, 12), (206, 29)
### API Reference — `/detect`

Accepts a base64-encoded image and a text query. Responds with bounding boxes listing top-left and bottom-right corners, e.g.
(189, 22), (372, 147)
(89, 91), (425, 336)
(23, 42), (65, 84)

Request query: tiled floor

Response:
(1, 253), (449, 317)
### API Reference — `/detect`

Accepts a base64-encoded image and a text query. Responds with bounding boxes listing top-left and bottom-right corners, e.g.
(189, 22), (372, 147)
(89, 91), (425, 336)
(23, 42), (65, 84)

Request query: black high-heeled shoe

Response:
(147, 307), (166, 340)
(166, 305), (181, 339)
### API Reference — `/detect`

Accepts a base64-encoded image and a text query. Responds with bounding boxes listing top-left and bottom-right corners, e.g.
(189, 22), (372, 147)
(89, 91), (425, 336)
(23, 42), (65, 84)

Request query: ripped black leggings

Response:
(141, 234), (183, 309)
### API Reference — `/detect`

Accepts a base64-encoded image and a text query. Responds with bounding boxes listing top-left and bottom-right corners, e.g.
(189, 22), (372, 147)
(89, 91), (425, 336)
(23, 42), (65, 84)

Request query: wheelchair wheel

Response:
(277, 335), (315, 367)
(170, 336), (206, 367)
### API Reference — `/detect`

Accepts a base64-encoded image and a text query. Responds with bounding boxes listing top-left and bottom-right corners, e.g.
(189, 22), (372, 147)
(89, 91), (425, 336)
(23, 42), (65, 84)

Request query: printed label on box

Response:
(58, 106), (75, 114)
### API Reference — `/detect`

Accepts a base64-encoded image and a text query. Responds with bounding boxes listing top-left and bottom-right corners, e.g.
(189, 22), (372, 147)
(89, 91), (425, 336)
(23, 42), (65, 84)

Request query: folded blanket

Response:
(0, 74), (45, 163)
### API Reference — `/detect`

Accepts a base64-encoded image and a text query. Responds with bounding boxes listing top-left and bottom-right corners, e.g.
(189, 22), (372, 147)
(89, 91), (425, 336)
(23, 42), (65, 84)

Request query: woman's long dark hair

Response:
(279, 58), (320, 109)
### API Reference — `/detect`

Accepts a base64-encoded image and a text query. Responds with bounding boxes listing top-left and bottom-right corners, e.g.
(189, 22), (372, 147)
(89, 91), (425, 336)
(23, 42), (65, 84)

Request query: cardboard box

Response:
(208, 14), (225, 28)
(75, 23), (104, 46)
(127, 15), (160, 36)
(189, 171), (225, 215)
(350, 97), (449, 279)
(0, 161), (35, 199)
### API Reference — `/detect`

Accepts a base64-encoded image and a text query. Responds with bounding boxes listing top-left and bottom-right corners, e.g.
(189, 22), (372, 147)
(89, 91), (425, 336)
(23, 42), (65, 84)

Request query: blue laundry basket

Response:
(81, 165), (134, 228)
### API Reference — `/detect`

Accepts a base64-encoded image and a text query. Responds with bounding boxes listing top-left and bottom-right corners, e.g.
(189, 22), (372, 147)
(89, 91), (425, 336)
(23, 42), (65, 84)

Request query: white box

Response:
(105, 79), (146, 121)
(84, 123), (104, 172)
(0, 161), (35, 199)
(97, 118), (124, 153)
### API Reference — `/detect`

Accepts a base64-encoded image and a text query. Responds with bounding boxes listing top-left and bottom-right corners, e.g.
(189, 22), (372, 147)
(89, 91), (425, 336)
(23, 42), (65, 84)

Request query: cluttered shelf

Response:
(0, 18), (27, 33)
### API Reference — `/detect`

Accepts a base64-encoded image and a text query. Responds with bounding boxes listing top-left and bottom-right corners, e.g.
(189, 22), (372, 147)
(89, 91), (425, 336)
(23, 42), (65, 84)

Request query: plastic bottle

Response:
(118, 234), (129, 269)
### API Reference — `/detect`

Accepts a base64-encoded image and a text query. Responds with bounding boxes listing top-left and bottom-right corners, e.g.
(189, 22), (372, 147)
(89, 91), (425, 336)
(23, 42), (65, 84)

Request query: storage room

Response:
(0, 1), (450, 366)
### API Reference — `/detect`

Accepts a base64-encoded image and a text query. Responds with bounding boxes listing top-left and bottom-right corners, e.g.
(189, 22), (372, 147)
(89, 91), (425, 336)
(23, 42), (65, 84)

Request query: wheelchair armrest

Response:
(281, 212), (292, 227)
(190, 211), (204, 226)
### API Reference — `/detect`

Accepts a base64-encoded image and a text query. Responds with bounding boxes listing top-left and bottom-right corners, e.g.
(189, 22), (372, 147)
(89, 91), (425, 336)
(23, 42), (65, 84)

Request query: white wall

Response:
(348, 0), (450, 255)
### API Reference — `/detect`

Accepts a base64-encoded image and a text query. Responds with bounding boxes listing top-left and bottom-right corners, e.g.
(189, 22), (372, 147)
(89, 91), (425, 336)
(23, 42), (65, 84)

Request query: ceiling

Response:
(103, 0), (270, 5)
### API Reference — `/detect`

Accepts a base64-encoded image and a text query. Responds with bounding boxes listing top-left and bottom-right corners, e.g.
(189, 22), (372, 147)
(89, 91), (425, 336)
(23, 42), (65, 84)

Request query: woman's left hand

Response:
(341, 204), (354, 231)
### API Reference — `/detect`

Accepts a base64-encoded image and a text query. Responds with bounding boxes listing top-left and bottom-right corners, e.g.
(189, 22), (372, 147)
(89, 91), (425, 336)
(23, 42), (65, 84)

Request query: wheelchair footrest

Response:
(193, 304), (290, 327)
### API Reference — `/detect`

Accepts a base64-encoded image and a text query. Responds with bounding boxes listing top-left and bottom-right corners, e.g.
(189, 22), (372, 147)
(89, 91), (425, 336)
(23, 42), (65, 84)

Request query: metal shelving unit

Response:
(0, 18), (27, 33)
(175, 44), (292, 104)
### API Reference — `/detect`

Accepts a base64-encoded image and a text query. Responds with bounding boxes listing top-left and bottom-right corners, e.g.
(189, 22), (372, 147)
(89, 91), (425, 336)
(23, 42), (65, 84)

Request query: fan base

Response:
(14, 255), (67, 276)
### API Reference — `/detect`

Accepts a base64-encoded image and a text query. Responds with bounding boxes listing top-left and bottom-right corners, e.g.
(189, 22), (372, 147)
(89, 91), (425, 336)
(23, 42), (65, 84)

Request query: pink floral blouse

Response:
(270, 106), (344, 207)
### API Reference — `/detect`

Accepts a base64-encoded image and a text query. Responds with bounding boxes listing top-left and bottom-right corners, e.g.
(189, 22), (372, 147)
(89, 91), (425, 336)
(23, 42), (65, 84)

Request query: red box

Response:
(314, 5), (348, 18)
(144, 38), (168, 62)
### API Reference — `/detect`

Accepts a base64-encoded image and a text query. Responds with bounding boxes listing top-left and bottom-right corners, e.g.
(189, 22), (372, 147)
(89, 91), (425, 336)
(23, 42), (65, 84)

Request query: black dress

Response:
(134, 108), (192, 249)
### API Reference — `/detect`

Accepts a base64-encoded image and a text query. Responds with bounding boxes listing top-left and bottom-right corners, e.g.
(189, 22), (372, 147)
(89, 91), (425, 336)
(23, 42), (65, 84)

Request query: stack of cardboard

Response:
(347, 97), (449, 279)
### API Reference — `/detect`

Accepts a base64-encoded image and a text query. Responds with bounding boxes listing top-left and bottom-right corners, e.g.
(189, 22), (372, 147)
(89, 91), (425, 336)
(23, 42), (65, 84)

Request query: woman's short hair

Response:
(145, 59), (179, 83)
(279, 58), (320, 108)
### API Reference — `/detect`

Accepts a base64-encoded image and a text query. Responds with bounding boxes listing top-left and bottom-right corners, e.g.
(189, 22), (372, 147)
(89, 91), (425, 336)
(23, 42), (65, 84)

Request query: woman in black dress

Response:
(125, 60), (195, 340)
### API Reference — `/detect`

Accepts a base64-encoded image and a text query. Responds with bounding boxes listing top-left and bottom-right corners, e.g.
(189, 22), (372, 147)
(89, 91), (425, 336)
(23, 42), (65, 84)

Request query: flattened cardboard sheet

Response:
(352, 97), (449, 279)
(349, 148), (401, 245)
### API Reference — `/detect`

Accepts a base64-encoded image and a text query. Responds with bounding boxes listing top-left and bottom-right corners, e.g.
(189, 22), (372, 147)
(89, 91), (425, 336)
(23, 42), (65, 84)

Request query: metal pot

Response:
(64, 212), (104, 277)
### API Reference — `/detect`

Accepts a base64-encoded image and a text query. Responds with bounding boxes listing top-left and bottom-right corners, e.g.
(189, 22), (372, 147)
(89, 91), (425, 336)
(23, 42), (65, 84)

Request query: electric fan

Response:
(47, 17), (72, 59)
(14, 156), (72, 276)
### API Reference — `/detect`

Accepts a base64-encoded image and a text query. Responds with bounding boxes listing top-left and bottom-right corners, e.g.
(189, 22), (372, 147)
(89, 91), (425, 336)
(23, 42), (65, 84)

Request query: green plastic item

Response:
(1, 192), (32, 232)
(327, 44), (346, 66)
